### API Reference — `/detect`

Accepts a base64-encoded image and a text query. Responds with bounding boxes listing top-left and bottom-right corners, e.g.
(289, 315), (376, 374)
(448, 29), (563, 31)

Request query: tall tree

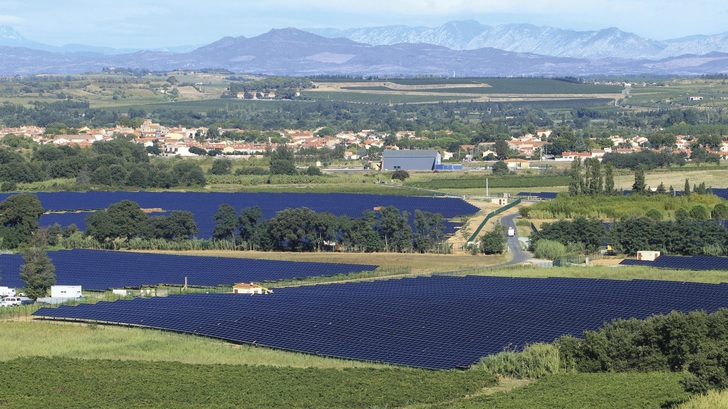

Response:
(86, 200), (148, 243)
(568, 158), (582, 196)
(604, 163), (615, 194)
(19, 230), (56, 300)
(413, 210), (446, 253)
(632, 167), (646, 194)
(213, 204), (239, 243)
(684, 178), (691, 195)
(376, 206), (412, 253)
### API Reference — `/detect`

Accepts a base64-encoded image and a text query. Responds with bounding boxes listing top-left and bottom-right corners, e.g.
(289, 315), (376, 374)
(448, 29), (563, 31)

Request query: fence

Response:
(466, 199), (522, 245)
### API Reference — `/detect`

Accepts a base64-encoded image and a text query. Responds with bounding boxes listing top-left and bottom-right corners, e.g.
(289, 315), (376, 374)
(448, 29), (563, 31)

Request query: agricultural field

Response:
(308, 77), (623, 104)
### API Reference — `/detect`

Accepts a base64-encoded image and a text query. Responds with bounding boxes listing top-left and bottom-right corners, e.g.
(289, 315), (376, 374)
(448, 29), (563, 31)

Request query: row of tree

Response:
(77, 200), (450, 254)
(531, 216), (728, 256)
(0, 138), (206, 189)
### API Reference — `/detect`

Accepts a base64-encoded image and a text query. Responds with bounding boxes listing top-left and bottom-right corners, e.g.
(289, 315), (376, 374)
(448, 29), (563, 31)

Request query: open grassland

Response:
(432, 372), (689, 409)
(614, 166), (728, 191)
(0, 356), (496, 409)
(0, 323), (693, 409)
(628, 79), (728, 109)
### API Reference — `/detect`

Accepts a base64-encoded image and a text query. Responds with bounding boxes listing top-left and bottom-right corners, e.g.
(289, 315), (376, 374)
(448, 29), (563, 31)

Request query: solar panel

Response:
(33, 275), (728, 370)
(0, 250), (378, 290)
(620, 255), (728, 270)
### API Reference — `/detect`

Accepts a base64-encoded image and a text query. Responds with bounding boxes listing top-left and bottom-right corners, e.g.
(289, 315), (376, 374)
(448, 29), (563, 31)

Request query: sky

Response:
(1, 0), (726, 49)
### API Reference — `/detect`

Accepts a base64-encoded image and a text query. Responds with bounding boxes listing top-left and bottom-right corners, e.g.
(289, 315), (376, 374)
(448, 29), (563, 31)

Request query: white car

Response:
(1, 297), (22, 307)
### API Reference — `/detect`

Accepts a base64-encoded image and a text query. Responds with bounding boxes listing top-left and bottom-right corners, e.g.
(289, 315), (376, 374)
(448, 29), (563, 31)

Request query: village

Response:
(2, 120), (724, 168)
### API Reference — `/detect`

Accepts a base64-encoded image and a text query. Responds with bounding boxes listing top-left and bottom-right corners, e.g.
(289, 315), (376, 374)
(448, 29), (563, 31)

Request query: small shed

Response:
(637, 251), (661, 261)
(51, 285), (82, 299)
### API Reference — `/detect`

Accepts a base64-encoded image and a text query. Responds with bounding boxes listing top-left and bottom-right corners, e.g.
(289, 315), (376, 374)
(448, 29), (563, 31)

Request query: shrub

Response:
(690, 205), (710, 220)
(534, 239), (567, 260)
(478, 343), (562, 379)
(391, 170), (410, 181)
(645, 208), (663, 221)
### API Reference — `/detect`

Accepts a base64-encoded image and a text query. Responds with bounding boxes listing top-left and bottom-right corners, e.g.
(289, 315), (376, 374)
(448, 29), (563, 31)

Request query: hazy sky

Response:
(1, 0), (726, 49)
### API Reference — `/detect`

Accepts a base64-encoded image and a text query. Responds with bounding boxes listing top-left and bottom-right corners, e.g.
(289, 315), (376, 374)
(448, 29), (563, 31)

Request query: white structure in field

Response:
(233, 283), (271, 295)
(0, 286), (15, 297)
(637, 251), (661, 261)
(51, 285), (83, 299)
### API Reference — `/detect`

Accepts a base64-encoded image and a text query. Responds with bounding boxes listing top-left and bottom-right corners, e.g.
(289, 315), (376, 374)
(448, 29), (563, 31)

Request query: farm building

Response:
(233, 283), (271, 295)
(382, 149), (441, 171)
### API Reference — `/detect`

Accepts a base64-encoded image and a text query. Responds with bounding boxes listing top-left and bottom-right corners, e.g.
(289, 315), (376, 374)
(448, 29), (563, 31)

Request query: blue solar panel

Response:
(33, 276), (728, 370)
(517, 192), (558, 200)
(13, 192), (480, 239)
(0, 250), (378, 290)
(620, 255), (728, 270)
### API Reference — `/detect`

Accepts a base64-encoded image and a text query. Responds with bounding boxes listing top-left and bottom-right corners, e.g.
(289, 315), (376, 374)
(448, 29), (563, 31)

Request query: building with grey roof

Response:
(382, 149), (441, 171)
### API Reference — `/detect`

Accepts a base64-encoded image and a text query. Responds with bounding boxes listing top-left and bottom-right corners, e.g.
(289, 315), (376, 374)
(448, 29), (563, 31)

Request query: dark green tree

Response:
(0, 193), (44, 248)
(391, 169), (410, 181)
(480, 225), (506, 255)
(19, 230), (56, 300)
(172, 161), (206, 186)
(568, 158), (582, 196)
(269, 145), (297, 175)
(604, 163), (615, 195)
(239, 206), (263, 250)
(86, 200), (149, 243)
(209, 159), (233, 175)
(376, 206), (412, 253)
(632, 167), (646, 194)
(413, 210), (446, 253)
(491, 161), (509, 176)
(213, 204), (239, 243)
(684, 178), (691, 195)
(711, 203), (728, 220)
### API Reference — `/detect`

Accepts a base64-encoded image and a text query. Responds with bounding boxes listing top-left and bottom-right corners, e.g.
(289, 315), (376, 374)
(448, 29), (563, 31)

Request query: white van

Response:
(1, 297), (22, 307)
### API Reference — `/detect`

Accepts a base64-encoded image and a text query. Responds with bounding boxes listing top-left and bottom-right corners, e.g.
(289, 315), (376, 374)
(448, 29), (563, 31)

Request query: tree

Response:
(604, 163), (615, 195)
(209, 159), (233, 175)
(491, 161), (509, 176)
(239, 206), (263, 249)
(533, 239), (566, 260)
(269, 145), (297, 175)
(684, 178), (691, 195)
(494, 139), (511, 160)
(147, 211), (198, 240)
(86, 200), (148, 243)
(19, 230), (56, 300)
(690, 205), (710, 220)
(172, 161), (206, 186)
(306, 166), (322, 176)
(0, 193), (44, 248)
(632, 167), (646, 194)
(480, 225), (506, 255)
(213, 204), (239, 243)
(568, 158), (582, 196)
(413, 210), (446, 253)
(391, 169), (410, 181)
(376, 206), (412, 252)
(712, 203), (728, 220)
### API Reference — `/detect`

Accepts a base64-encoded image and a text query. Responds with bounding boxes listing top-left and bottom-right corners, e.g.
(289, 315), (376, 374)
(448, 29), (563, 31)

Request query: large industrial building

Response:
(381, 149), (441, 171)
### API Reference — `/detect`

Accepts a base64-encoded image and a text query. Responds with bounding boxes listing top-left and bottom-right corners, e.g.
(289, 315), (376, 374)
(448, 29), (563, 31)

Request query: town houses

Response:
(0, 120), (718, 164)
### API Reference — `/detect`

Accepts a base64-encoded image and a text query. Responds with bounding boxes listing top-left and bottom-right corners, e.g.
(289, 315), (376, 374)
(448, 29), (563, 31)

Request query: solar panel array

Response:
(34, 276), (728, 369)
(517, 192), (558, 200)
(0, 250), (378, 290)
(620, 255), (728, 270)
(6, 192), (480, 238)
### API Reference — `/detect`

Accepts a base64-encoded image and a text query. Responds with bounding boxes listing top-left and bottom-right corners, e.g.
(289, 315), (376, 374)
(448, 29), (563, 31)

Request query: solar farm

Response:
(34, 275), (728, 369)
(0, 249), (379, 290)
(620, 255), (728, 271)
(18, 191), (481, 237)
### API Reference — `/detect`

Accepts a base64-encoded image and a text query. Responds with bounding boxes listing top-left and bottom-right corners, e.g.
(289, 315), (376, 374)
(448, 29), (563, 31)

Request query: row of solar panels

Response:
(620, 255), (728, 270)
(34, 275), (728, 370)
(0, 249), (378, 290)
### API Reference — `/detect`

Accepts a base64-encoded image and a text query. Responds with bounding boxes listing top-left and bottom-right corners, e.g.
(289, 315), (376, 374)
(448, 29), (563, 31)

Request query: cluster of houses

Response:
(1, 121), (726, 166)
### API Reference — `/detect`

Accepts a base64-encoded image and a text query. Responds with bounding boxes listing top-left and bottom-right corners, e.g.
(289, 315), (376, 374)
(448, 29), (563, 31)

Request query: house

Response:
(381, 149), (441, 171)
(233, 283), (271, 295)
(504, 159), (530, 169)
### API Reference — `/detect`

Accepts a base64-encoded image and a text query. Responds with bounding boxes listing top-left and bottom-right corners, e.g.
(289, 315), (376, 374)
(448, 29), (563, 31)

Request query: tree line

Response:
(530, 215), (728, 257)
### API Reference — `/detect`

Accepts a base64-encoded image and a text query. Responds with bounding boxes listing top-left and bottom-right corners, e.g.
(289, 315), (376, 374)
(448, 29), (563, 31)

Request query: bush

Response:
(477, 343), (562, 379)
(690, 205), (710, 220)
(391, 170), (410, 181)
(645, 208), (663, 221)
(534, 239), (567, 260)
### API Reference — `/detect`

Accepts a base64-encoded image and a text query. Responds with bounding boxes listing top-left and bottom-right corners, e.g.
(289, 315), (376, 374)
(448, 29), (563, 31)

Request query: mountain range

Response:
(1, 23), (728, 77)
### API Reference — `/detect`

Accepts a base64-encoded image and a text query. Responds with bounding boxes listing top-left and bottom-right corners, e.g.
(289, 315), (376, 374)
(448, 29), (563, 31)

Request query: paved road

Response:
(499, 212), (533, 266)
